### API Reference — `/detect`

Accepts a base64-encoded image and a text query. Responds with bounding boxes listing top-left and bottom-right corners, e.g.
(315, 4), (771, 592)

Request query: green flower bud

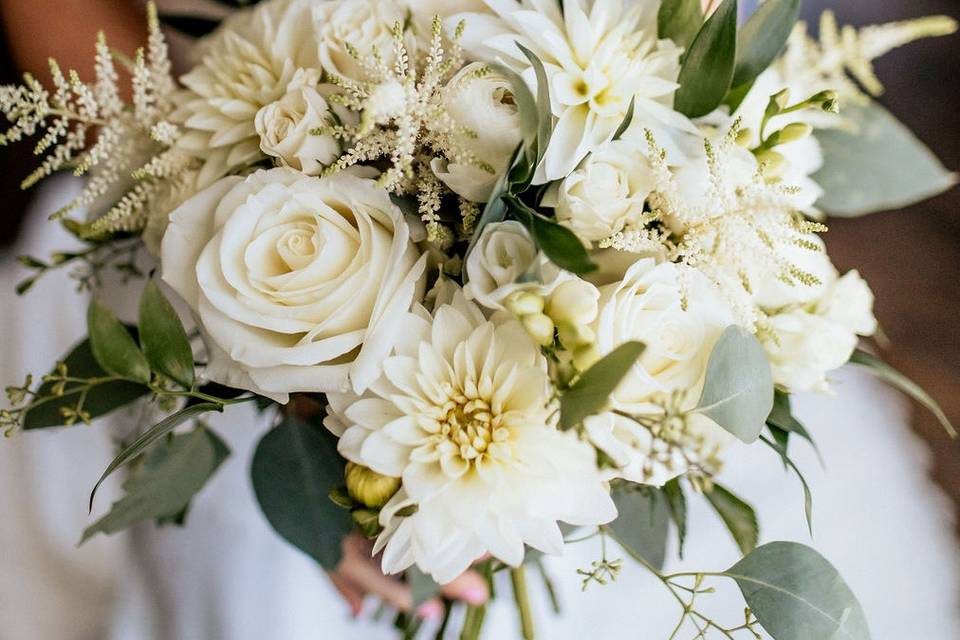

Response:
(734, 127), (753, 147)
(505, 290), (545, 317)
(808, 90), (840, 113)
(522, 313), (555, 347)
(345, 462), (400, 508)
(776, 122), (813, 144)
(755, 149), (787, 179)
(557, 320), (595, 350)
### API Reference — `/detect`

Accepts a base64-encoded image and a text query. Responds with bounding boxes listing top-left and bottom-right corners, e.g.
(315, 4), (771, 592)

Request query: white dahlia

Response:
(173, 0), (322, 188)
(453, 0), (693, 182)
(325, 284), (615, 583)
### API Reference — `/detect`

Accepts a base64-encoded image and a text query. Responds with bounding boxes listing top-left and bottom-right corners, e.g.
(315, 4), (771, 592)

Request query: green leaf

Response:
(88, 402), (224, 510)
(695, 326), (774, 443)
(674, 0), (738, 118)
(87, 299), (151, 384)
(662, 478), (688, 558)
(560, 341), (645, 430)
(408, 567), (441, 608)
(139, 280), (195, 389)
(608, 485), (670, 570)
(251, 415), (353, 570)
(658, 0), (704, 50)
(814, 101), (958, 217)
(22, 338), (149, 430)
(725, 542), (871, 640)
(849, 349), (956, 438)
(516, 43), (553, 168)
(704, 483), (758, 556)
(611, 97), (636, 142)
(81, 427), (229, 543)
(767, 390), (822, 462)
(732, 0), (801, 88)
(487, 64), (538, 164)
(507, 196), (597, 275)
(760, 435), (814, 534)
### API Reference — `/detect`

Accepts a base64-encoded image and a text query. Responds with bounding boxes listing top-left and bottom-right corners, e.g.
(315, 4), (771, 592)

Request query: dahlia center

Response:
(437, 389), (509, 464)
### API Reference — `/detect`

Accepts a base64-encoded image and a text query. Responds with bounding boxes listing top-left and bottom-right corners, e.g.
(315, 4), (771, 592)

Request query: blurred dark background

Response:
(1, 0), (958, 522)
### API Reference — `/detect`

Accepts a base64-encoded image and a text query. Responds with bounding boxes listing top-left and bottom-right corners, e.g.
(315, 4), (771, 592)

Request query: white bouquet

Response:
(2, 1), (957, 638)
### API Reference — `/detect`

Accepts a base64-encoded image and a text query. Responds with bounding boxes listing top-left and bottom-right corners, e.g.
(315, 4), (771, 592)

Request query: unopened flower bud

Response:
(505, 291), (545, 317)
(766, 89), (791, 117)
(755, 149), (787, 179)
(734, 127), (753, 147)
(522, 313), (555, 347)
(809, 90), (839, 113)
(545, 279), (600, 326)
(776, 122), (813, 144)
(557, 320), (595, 350)
(572, 344), (601, 371)
(345, 462), (400, 508)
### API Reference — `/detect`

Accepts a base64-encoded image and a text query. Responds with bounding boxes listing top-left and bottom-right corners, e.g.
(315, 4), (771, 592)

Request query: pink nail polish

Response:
(462, 587), (488, 605)
(417, 600), (443, 621)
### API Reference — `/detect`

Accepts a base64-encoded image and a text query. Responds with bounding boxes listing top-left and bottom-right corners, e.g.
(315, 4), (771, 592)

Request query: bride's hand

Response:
(329, 533), (490, 620)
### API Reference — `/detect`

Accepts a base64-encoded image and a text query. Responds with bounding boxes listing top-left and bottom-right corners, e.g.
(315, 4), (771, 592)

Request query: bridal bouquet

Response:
(2, 0), (956, 637)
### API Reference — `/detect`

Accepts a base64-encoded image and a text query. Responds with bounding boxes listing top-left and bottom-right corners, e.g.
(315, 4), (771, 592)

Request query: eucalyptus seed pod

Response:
(345, 462), (401, 508)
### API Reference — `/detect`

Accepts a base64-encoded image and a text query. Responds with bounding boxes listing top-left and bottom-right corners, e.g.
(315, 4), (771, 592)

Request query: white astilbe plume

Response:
(641, 127), (827, 329)
(0, 3), (193, 237)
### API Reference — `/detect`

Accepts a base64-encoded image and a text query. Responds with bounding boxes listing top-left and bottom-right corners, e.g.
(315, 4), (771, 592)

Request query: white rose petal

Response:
(255, 82), (341, 175)
(314, 0), (409, 85)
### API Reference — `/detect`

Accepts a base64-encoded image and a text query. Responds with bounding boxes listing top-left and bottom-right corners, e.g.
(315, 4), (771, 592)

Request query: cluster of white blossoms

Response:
(5, 0), (954, 588)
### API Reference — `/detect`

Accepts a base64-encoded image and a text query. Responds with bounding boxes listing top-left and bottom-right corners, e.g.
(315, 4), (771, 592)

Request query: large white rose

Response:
(431, 63), (522, 203)
(552, 139), (655, 243)
(254, 79), (342, 176)
(313, 0), (409, 85)
(463, 221), (564, 311)
(161, 168), (427, 400)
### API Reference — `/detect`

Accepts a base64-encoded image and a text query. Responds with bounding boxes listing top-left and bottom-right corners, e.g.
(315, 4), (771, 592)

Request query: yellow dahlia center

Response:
(436, 387), (509, 466)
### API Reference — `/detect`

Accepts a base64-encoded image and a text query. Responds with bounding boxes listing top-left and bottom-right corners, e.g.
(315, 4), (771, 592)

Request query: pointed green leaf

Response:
(251, 416), (353, 570)
(89, 402), (224, 510)
(611, 97), (636, 142)
(761, 435), (813, 534)
(82, 427), (229, 543)
(732, 0), (801, 88)
(662, 478), (688, 558)
(88, 299), (151, 383)
(560, 341), (645, 430)
(815, 101), (958, 217)
(658, 0), (704, 50)
(674, 0), (738, 118)
(696, 326), (774, 443)
(849, 349), (956, 438)
(608, 485), (670, 570)
(767, 390), (822, 462)
(516, 43), (553, 168)
(507, 196), (597, 274)
(725, 542), (871, 640)
(139, 280), (195, 389)
(705, 483), (758, 556)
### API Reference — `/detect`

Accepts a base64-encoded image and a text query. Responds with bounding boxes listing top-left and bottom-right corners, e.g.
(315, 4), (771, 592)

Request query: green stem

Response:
(510, 566), (536, 640)
(459, 603), (486, 640)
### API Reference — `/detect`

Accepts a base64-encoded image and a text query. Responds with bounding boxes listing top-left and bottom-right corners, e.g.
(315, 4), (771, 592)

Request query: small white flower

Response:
(325, 286), (615, 583)
(254, 81), (342, 176)
(463, 221), (564, 311)
(431, 63), (522, 202)
(552, 139), (655, 243)
(545, 278), (600, 327)
(313, 0), (410, 85)
(160, 168), (427, 400)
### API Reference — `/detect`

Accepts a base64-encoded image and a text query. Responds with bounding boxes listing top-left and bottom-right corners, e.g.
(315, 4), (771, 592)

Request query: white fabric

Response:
(2, 191), (959, 639)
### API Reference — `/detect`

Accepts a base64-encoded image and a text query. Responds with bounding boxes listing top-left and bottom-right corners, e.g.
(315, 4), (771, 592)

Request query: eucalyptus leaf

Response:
(695, 326), (773, 443)
(725, 542), (871, 640)
(22, 338), (149, 430)
(560, 341), (645, 430)
(139, 280), (195, 389)
(608, 485), (670, 570)
(408, 567), (442, 608)
(761, 435), (813, 534)
(81, 427), (229, 543)
(732, 0), (800, 88)
(516, 43), (553, 168)
(89, 402), (224, 510)
(487, 64), (538, 162)
(507, 196), (597, 274)
(662, 478), (688, 558)
(767, 390), (822, 462)
(704, 483), (758, 556)
(87, 299), (151, 384)
(251, 415), (353, 570)
(674, 0), (738, 118)
(814, 101), (957, 217)
(849, 349), (956, 438)
(658, 0), (704, 50)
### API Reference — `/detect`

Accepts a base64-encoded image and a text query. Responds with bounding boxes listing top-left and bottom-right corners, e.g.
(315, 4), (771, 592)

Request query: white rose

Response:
(161, 168), (427, 400)
(431, 63), (522, 203)
(552, 140), (656, 243)
(817, 270), (877, 337)
(255, 81), (341, 176)
(463, 221), (564, 311)
(593, 259), (734, 413)
(314, 0), (409, 85)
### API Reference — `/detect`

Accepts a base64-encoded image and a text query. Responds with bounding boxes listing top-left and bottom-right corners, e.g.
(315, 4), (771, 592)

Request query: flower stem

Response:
(510, 565), (536, 640)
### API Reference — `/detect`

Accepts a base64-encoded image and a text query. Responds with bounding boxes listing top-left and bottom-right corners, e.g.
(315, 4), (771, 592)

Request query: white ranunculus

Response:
(454, 0), (694, 183)
(553, 140), (655, 242)
(324, 287), (615, 583)
(173, 0), (322, 188)
(431, 63), (522, 202)
(463, 221), (564, 311)
(161, 168), (427, 400)
(314, 0), (409, 85)
(254, 82), (341, 176)
(818, 270), (878, 337)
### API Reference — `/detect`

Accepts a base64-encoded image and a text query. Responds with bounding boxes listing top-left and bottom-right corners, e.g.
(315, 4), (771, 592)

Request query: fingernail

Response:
(462, 587), (488, 605)
(416, 600), (443, 621)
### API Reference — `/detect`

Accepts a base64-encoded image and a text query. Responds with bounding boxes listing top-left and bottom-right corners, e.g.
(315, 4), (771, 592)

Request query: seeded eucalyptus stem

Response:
(510, 565), (536, 640)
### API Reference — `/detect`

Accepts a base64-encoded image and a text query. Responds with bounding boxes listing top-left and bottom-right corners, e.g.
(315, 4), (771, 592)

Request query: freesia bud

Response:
(546, 279), (600, 326)
(777, 122), (813, 144)
(505, 291), (545, 317)
(522, 313), (556, 347)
